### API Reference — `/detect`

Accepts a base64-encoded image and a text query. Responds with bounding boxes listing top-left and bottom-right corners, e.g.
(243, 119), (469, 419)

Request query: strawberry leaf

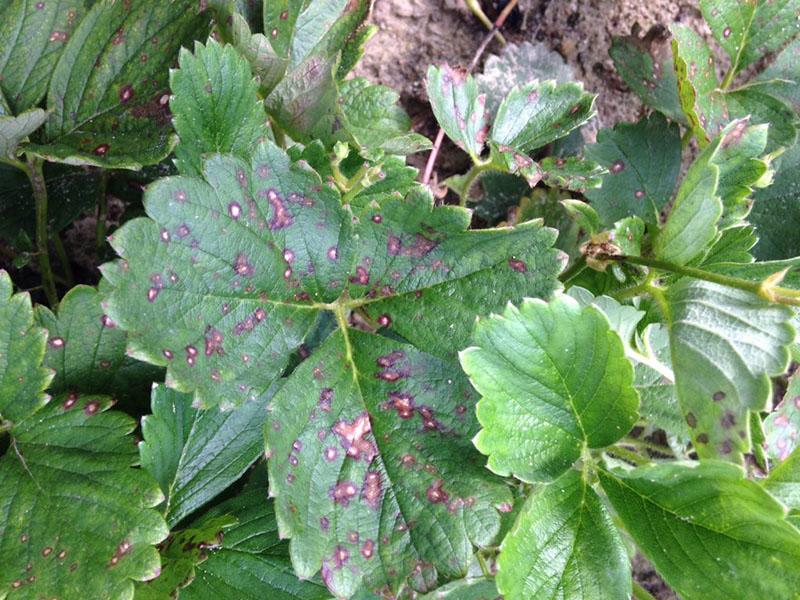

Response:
(764, 370), (800, 462)
(764, 446), (800, 509)
(600, 461), (800, 600)
(170, 39), (268, 178)
(26, 0), (211, 169)
(139, 384), (270, 526)
(585, 113), (681, 225)
(538, 155), (603, 193)
(0, 107), (46, 159)
(497, 470), (630, 600)
(267, 330), (512, 598)
(460, 296), (639, 483)
(0, 0), (86, 113)
(35, 284), (163, 402)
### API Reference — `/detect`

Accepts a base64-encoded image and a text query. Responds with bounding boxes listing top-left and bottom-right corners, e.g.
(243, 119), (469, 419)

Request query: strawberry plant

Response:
(1, 0), (800, 598)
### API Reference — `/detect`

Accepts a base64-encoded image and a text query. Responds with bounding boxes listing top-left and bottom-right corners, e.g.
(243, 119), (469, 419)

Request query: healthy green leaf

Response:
(600, 461), (800, 600)
(667, 279), (794, 461)
(139, 384), (270, 527)
(764, 370), (800, 461)
(35, 284), (163, 402)
(0, 107), (46, 159)
(102, 141), (557, 409)
(497, 469), (630, 600)
(490, 81), (595, 155)
(267, 330), (512, 598)
(764, 446), (800, 509)
(0, 270), (51, 423)
(460, 295), (639, 482)
(170, 39), (267, 177)
(758, 37), (800, 112)
(0, 395), (168, 598)
(0, 0), (86, 113)
(609, 25), (684, 123)
(27, 0), (211, 169)
(585, 113), (681, 225)
(418, 578), (499, 599)
(427, 64), (488, 160)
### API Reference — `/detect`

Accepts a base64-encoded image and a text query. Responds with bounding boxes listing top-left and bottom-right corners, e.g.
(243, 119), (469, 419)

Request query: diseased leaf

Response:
(0, 0), (86, 113)
(418, 578), (499, 599)
(600, 461), (800, 600)
(27, 0), (211, 169)
(477, 41), (575, 115)
(0, 395), (168, 598)
(490, 81), (595, 155)
(585, 113), (681, 225)
(700, 0), (758, 74)
(0, 270), (51, 423)
(764, 446), (800, 509)
(102, 141), (558, 409)
(170, 39), (267, 177)
(609, 25), (684, 122)
(267, 331), (511, 598)
(427, 65), (488, 160)
(35, 284), (163, 402)
(667, 279), (794, 462)
(764, 370), (800, 462)
(222, 10), (288, 96)
(538, 155), (604, 193)
(724, 0), (800, 72)
(0, 107), (46, 159)
(139, 384), (270, 527)
(497, 469), (630, 600)
(460, 296), (639, 483)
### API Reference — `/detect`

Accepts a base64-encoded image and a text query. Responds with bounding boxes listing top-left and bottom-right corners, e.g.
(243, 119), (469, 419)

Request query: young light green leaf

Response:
(667, 279), (794, 462)
(609, 25), (684, 123)
(0, 270), (51, 424)
(267, 330), (511, 598)
(0, 0), (86, 113)
(139, 384), (270, 527)
(427, 65), (489, 160)
(538, 155), (604, 193)
(600, 461), (800, 600)
(764, 446), (800, 509)
(490, 81), (595, 155)
(102, 141), (556, 410)
(497, 469), (630, 600)
(585, 113), (681, 225)
(170, 39), (267, 178)
(35, 284), (163, 402)
(764, 370), (800, 462)
(476, 41), (575, 115)
(460, 296), (639, 482)
(27, 0), (211, 169)
(0, 395), (168, 597)
(0, 107), (46, 159)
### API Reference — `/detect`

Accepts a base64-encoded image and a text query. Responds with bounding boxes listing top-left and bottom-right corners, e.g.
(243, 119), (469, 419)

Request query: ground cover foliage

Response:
(1, 0), (800, 598)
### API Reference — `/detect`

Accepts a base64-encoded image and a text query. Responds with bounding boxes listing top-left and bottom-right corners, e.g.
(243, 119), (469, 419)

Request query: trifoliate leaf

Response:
(667, 279), (794, 462)
(609, 25), (684, 122)
(0, 107), (46, 159)
(764, 446), (800, 509)
(764, 370), (800, 462)
(102, 141), (557, 410)
(427, 65), (489, 160)
(26, 0), (211, 169)
(337, 77), (431, 157)
(750, 142), (800, 259)
(538, 155), (604, 193)
(267, 330), (512, 598)
(179, 472), (330, 599)
(0, 395), (168, 598)
(701, 0), (800, 73)
(460, 296), (639, 483)
(585, 113), (681, 225)
(0, 0), (86, 113)
(600, 461), (800, 600)
(139, 384), (270, 526)
(476, 41), (575, 115)
(0, 270), (51, 424)
(35, 284), (163, 402)
(170, 39), (267, 178)
(490, 81), (595, 155)
(497, 469), (629, 600)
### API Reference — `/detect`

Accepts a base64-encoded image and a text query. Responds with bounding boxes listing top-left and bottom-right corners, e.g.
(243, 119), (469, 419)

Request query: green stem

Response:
(0, 155), (29, 172)
(463, 0), (506, 45)
(680, 128), (694, 149)
(475, 551), (492, 578)
(608, 254), (800, 307)
(271, 120), (286, 149)
(52, 233), (74, 289)
(26, 155), (58, 306)
(606, 445), (649, 466)
(95, 169), (109, 254)
(632, 581), (658, 600)
(720, 67), (736, 91)
(456, 162), (496, 207)
(623, 437), (675, 457)
(559, 256), (587, 284)
(341, 163), (371, 204)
